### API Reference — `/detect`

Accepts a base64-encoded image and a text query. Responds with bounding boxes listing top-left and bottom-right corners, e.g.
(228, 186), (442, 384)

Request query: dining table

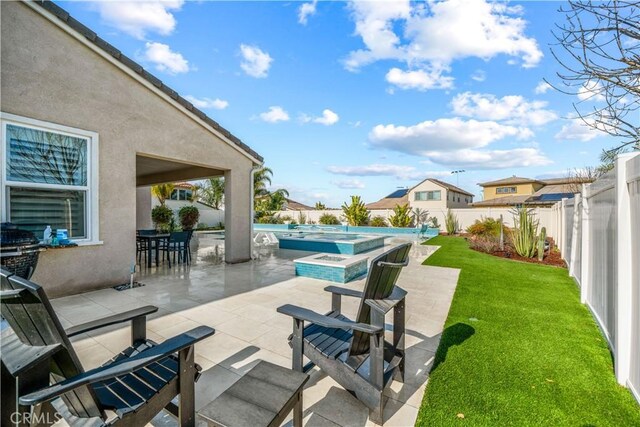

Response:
(137, 233), (170, 268)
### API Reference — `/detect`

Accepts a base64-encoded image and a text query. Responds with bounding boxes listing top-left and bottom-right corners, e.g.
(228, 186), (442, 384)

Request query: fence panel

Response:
(627, 155), (640, 400)
(563, 199), (574, 264)
(586, 170), (618, 349)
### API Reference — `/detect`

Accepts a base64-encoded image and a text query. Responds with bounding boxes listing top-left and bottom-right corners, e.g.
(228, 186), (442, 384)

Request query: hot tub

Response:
(278, 233), (385, 255)
(294, 253), (368, 283)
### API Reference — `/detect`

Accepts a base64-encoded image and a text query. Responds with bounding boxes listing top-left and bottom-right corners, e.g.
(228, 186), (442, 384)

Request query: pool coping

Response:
(293, 252), (369, 268)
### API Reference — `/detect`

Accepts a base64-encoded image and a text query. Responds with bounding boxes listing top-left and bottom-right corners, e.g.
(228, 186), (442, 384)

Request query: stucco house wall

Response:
(408, 180), (449, 212)
(1, 2), (258, 297)
(483, 182), (544, 201)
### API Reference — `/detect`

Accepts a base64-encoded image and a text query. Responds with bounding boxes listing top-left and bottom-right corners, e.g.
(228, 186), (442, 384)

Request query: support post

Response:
(580, 184), (590, 304)
(178, 347), (195, 427)
(615, 152), (637, 385)
(292, 319), (304, 372)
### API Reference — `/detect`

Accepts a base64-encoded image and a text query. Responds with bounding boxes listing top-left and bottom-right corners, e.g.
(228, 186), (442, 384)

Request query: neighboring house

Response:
(366, 178), (474, 211)
(1, 1), (262, 297)
(282, 198), (314, 211)
(474, 176), (593, 208)
(147, 183), (224, 228)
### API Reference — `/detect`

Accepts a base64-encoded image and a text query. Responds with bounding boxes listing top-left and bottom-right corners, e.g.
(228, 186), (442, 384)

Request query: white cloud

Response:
(144, 42), (190, 74)
(385, 67), (454, 91)
(578, 81), (606, 102)
(298, 0), (318, 25)
(332, 179), (366, 189)
(259, 106), (290, 123)
(240, 44), (273, 78)
(327, 164), (450, 181)
(96, 1), (184, 39)
(345, 0), (542, 90)
(451, 92), (557, 126)
(424, 148), (552, 169)
(471, 70), (486, 82)
(369, 118), (532, 156)
(184, 96), (229, 110)
(301, 109), (340, 126)
(534, 81), (552, 94)
(554, 117), (601, 142)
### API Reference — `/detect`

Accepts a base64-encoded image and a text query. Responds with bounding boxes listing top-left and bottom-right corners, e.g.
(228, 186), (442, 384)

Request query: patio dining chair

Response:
(0, 268), (214, 427)
(159, 231), (191, 267)
(277, 243), (411, 424)
(136, 229), (158, 265)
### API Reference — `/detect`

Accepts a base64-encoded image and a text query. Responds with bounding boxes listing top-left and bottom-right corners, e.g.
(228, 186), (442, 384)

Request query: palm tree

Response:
(151, 183), (175, 206)
(268, 189), (290, 211)
(315, 202), (327, 210)
(412, 207), (429, 226)
(253, 167), (273, 198)
(201, 177), (225, 209)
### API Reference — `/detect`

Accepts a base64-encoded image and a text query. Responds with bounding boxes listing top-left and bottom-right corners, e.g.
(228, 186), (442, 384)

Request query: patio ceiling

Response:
(136, 154), (225, 186)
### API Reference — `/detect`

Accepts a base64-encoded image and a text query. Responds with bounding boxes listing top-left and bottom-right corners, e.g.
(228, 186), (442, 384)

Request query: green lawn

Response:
(416, 236), (640, 426)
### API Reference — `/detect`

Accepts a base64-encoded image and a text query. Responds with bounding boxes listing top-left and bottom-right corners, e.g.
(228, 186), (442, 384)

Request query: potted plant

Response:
(151, 205), (174, 232)
(178, 206), (200, 230)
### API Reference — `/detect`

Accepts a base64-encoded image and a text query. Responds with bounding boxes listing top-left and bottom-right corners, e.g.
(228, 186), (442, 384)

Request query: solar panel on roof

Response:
(386, 189), (408, 198)
(538, 193), (575, 202)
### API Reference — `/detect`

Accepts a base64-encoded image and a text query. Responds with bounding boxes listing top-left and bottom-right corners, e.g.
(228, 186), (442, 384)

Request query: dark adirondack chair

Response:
(277, 243), (411, 424)
(0, 269), (214, 426)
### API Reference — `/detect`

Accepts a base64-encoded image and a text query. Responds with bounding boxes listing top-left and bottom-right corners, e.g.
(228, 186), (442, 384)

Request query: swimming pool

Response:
(277, 232), (385, 254)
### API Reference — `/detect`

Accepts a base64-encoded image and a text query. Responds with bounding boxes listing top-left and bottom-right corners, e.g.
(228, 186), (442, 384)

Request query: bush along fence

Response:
(552, 152), (640, 403)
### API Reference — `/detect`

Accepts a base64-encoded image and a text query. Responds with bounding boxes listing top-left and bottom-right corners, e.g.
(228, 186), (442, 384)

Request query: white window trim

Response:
(1, 112), (101, 245)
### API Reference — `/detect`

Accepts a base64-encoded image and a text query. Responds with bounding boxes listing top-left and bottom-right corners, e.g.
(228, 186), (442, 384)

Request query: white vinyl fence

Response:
(553, 152), (640, 403)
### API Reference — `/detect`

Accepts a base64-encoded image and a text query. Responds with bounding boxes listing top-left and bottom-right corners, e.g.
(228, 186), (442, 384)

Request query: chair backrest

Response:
(138, 229), (157, 236)
(348, 243), (412, 357)
(0, 269), (104, 419)
(170, 231), (190, 244)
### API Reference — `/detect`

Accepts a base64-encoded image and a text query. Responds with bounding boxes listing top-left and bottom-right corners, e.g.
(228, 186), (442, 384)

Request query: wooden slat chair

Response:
(277, 243), (411, 424)
(0, 269), (214, 426)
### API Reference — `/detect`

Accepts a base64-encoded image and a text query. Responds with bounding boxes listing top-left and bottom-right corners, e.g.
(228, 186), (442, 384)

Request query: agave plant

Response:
(510, 206), (539, 258)
(389, 204), (413, 227)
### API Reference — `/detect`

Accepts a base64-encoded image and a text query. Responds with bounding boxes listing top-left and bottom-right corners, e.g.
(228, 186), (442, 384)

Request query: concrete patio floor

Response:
(50, 234), (459, 426)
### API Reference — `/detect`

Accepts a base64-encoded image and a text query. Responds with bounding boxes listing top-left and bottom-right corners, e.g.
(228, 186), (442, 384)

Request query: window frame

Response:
(414, 190), (441, 201)
(1, 112), (101, 245)
(496, 186), (517, 194)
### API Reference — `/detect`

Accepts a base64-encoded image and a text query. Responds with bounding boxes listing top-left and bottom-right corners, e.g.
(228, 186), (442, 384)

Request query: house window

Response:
(170, 188), (193, 201)
(496, 186), (517, 194)
(415, 190), (441, 201)
(1, 113), (99, 243)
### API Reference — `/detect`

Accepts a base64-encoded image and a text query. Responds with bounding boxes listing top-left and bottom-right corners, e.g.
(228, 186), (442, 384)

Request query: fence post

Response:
(580, 184), (590, 304)
(615, 153), (636, 385)
(560, 198), (568, 257)
(569, 193), (582, 280)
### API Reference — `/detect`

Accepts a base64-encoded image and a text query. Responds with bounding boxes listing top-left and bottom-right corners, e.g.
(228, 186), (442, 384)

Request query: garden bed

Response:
(464, 235), (566, 268)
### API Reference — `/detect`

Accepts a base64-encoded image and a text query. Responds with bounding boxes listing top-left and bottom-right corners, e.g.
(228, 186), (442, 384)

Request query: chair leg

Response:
(178, 346), (196, 427)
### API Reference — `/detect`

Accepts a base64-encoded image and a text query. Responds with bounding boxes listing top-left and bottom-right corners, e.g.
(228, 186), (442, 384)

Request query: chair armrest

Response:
(277, 304), (382, 334)
(365, 286), (407, 315)
(65, 305), (159, 337)
(323, 286), (363, 299)
(19, 326), (215, 406)
(376, 260), (409, 268)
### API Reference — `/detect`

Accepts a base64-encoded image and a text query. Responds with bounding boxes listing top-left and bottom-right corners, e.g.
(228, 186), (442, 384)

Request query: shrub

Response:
(445, 209), (459, 235)
(341, 196), (370, 226)
(389, 204), (412, 227)
(370, 216), (388, 227)
(151, 205), (174, 231)
(468, 235), (500, 253)
(510, 206), (539, 258)
(178, 206), (200, 230)
(428, 216), (440, 228)
(298, 212), (307, 225)
(319, 213), (341, 225)
(466, 217), (502, 237)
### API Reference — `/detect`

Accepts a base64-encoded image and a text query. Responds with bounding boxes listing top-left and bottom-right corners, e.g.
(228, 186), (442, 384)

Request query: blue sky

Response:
(59, 0), (616, 207)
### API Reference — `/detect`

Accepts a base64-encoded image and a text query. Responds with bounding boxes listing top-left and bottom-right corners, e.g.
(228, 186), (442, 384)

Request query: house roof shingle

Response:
(34, 0), (263, 163)
(424, 178), (475, 197)
(478, 176), (543, 187)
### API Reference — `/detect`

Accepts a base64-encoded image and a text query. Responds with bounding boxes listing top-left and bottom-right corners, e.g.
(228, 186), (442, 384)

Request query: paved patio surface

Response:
(50, 234), (459, 426)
